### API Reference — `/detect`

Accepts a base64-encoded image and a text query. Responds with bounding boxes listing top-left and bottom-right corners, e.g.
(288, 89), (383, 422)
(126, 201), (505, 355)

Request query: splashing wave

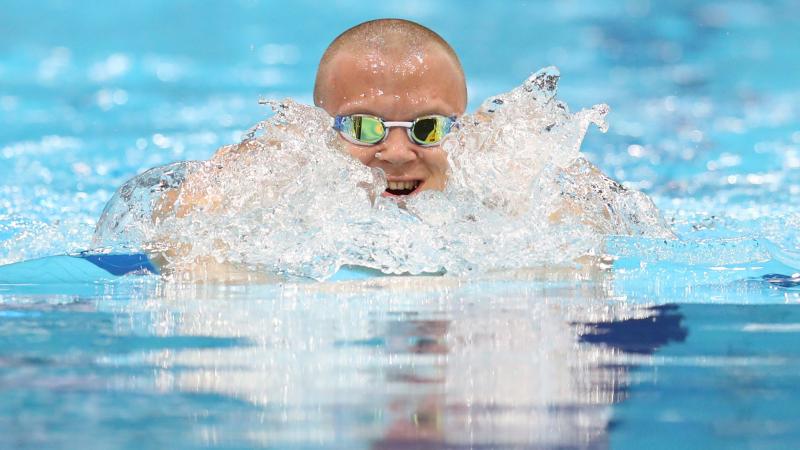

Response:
(94, 67), (673, 280)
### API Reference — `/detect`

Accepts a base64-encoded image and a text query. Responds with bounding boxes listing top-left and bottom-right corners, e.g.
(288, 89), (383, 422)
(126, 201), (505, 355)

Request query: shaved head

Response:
(314, 19), (467, 108)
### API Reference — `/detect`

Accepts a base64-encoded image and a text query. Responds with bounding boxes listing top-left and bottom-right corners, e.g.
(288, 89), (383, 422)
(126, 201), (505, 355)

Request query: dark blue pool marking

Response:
(77, 252), (160, 276)
(762, 273), (800, 288)
(577, 304), (688, 354)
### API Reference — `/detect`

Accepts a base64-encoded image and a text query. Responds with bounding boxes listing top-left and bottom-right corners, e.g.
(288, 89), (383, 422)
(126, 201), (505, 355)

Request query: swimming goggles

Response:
(333, 114), (456, 147)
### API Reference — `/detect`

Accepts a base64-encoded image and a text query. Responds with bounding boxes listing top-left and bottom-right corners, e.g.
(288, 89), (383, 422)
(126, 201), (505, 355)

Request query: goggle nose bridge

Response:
(378, 121), (415, 145)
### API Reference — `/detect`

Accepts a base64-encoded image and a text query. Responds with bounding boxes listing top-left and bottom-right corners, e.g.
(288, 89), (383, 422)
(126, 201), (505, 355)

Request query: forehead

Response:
(318, 46), (466, 119)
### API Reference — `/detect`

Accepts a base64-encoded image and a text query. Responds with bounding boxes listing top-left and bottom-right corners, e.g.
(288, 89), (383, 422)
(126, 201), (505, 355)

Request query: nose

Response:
(375, 127), (419, 165)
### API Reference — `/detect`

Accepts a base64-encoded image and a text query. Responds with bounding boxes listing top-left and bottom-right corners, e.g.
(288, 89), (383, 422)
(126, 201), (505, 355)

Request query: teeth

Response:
(387, 181), (419, 191)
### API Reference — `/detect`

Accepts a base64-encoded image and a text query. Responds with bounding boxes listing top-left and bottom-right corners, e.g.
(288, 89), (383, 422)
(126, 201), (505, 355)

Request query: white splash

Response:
(94, 67), (673, 280)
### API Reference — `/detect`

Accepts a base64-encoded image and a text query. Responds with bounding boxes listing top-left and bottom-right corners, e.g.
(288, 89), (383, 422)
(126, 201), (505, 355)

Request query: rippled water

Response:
(2, 0), (800, 449)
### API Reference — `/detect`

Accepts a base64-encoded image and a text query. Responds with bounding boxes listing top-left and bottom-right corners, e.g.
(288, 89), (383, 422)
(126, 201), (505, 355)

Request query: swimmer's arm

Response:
(146, 139), (259, 278)
(170, 120), (315, 214)
(144, 122), (332, 279)
(209, 122), (308, 162)
(154, 138), (264, 219)
(208, 139), (258, 162)
(545, 161), (615, 232)
(152, 253), (283, 283)
(145, 222), (281, 283)
(546, 159), (675, 239)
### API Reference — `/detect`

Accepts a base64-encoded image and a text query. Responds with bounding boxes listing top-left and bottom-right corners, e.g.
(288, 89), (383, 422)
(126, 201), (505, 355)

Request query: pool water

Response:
(2, 1), (800, 448)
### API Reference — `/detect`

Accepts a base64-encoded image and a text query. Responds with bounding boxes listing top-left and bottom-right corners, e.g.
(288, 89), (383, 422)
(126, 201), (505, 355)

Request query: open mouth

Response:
(384, 180), (422, 196)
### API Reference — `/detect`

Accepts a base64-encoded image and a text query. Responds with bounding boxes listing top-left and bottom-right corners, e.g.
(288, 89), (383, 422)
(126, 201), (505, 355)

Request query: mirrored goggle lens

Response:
(343, 115), (385, 144)
(411, 116), (451, 145)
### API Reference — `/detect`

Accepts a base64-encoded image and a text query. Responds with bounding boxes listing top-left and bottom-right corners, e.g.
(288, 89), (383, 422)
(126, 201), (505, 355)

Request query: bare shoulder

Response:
(158, 138), (273, 218)
(209, 122), (304, 163)
(209, 139), (262, 163)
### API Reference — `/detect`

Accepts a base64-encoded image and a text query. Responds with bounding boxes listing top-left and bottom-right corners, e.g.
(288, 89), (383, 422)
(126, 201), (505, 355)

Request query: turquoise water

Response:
(2, 1), (800, 448)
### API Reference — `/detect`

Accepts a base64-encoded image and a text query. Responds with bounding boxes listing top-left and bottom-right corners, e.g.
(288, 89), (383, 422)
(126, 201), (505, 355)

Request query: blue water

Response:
(2, 1), (800, 448)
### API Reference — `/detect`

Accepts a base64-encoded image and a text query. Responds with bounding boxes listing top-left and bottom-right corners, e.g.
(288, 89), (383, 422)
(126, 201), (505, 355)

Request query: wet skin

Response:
(315, 46), (467, 195)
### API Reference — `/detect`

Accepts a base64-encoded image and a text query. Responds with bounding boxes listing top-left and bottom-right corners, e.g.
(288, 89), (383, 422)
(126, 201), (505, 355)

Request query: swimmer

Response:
(138, 19), (654, 280)
(149, 19), (467, 278)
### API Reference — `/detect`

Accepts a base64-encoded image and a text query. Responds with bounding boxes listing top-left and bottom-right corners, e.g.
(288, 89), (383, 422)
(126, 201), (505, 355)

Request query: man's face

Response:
(316, 46), (467, 196)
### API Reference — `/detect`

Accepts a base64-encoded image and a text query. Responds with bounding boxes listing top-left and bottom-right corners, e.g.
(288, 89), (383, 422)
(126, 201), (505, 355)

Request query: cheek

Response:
(345, 142), (374, 166)
(422, 149), (449, 176)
